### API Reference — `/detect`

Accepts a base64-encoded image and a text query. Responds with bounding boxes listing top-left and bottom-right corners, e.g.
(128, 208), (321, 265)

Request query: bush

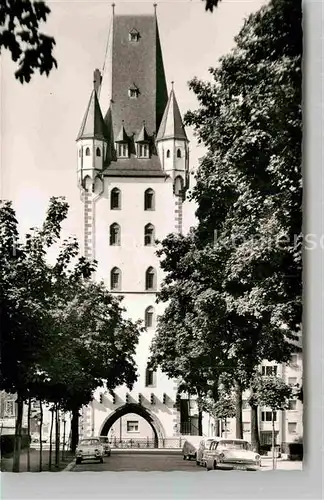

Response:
(0, 434), (30, 456)
(288, 442), (303, 460)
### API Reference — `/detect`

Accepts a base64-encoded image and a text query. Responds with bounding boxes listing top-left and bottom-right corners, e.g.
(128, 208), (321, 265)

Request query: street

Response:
(69, 452), (303, 472)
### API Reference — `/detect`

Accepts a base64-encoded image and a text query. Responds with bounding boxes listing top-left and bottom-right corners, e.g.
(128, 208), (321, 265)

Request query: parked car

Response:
(98, 436), (111, 456)
(203, 438), (261, 471)
(75, 438), (104, 464)
(196, 437), (217, 466)
(182, 437), (202, 461)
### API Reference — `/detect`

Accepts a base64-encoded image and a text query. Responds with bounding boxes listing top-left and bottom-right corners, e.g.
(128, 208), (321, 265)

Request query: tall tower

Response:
(76, 10), (192, 444)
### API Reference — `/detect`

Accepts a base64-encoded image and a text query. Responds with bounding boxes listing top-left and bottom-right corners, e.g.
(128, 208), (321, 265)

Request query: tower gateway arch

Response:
(76, 7), (203, 447)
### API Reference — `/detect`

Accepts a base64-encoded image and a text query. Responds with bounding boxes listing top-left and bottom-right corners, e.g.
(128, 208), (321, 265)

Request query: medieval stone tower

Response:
(76, 8), (193, 445)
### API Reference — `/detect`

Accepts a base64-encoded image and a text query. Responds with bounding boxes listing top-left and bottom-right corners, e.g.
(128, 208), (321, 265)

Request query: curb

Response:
(63, 460), (76, 472)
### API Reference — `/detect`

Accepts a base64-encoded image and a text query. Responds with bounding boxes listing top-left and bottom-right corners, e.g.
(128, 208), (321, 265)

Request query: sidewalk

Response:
(1, 448), (74, 473)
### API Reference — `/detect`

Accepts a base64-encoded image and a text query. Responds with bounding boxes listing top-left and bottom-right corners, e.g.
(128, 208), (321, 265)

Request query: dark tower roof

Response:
(156, 88), (188, 142)
(99, 13), (167, 177)
(76, 88), (107, 142)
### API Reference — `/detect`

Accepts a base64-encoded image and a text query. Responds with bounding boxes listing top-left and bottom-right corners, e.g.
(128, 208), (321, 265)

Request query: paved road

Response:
(69, 453), (302, 472)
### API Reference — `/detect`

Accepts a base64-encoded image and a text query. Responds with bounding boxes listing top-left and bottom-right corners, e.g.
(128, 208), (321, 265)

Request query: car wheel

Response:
(213, 460), (218, 470)
(76, 458), (82, 465)
(183, 455), (186, 460)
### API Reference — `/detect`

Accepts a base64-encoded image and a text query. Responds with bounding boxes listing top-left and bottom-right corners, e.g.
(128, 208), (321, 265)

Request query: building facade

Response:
(76, 10), (199, 445)
(75, 8), (303, 449)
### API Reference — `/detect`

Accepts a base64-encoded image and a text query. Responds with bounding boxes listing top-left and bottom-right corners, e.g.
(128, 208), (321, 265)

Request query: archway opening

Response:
(100, 403), (165, 448)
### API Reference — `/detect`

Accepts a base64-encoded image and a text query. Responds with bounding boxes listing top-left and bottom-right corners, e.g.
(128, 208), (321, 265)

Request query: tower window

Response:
(166, 149), (170, 158)
(117, 143), (129, 158)
(110, 223), (121, 246)
(138, 144), (149, 158)
(128, 88), (139, 99)
(145, 267), (156, 291)
(96, 147), (101, 157)
(85, 147), (91, 156)
(129, 29), (140, 42)
(111, 188), (121, 210)
(110, 267), (121, 291)
(144, 189), (155, 211)
(145, 367), (156, 387)
(177, 148), (181, 158)
(145, 306), (154, 328)
(144, 224), (155, 246)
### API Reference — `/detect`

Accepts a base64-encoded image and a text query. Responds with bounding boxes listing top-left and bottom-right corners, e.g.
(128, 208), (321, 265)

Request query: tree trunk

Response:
(250, 404), (260, 454)
(55, 405), (60, 469)
(39, 399), (43, 472)
(272, 410), (276, 470)
(62, 415), (66, 461)
(12, 395), (24, 473)
(27, 398), (31, 472)
(198, 409), (203, 436)
(234, 380), (243, 439)
(48, 406), (54, 470)
(71, 407), (79, 453)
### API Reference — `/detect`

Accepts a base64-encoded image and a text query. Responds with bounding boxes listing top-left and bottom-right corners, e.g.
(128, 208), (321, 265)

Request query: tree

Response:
(253, 375), (293, 468)
(0, 0), (57, 83)
(184, 0), (302, 449)
(0, 196), (141, 469)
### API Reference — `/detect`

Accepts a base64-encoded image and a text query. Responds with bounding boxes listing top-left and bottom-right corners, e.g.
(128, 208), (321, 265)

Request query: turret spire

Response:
(156, 86), (188, 142)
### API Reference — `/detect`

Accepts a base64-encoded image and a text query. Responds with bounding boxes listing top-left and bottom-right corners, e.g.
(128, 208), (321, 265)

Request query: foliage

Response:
(0, 196), (141, 466)
(0, 0), (57, 83)
(151, 0), (301, 449)
(199, 392), (236, 421)
(252, 375), (293, 410)
(185, 0), (302, 335)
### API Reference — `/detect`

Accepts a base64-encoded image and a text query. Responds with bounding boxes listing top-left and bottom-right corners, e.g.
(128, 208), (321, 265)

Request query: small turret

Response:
(156, 83), (189, 196)
(76, 69), (108, 189)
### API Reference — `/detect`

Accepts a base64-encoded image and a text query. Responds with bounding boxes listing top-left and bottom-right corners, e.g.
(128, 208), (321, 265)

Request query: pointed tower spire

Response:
(156, 86), (188, 142)
(76, 71), (107, 141)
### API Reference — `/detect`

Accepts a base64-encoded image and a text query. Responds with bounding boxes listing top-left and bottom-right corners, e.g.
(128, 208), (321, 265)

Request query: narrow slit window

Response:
(110, 267), (121, 290)
(145, 306), (154, 328)
(144, 224), (155, 246)
(85, 147), (91, 156)
(111, 188), (121, 210)
(145, 267), (156, 291)
(110, 223), (121, 246)
(144, 189), (155, 211)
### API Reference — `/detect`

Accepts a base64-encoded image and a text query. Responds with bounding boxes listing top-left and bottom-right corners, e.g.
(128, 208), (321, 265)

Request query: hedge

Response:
(0, 434), (30, 456)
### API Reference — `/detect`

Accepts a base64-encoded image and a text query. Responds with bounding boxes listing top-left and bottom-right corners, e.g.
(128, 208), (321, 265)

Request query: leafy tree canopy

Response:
(0, 0), (57, 83)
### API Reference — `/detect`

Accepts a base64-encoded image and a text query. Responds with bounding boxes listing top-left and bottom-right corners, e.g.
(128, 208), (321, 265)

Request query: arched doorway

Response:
(100, 404), (165, 448)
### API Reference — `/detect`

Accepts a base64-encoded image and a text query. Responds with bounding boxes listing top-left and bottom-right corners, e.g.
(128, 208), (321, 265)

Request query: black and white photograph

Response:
(1, 0), (304, 482)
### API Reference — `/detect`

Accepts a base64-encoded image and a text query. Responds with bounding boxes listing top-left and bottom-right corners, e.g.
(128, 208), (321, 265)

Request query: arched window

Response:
(110, 223), (121, 246)
(144, 224), (155, 246)
(145, 267), (156, 291)
(145, 306), (154, 328)
(111, 188), (121, 210)
(85, 147), (91, 156)
(110, 267), (121, 290)
(177, 148), (181, 158)
(144, 188), (155, 211)
(166, 149), (171, 158)
(96, 147), (101, 157)
(145, 366), (156, 387)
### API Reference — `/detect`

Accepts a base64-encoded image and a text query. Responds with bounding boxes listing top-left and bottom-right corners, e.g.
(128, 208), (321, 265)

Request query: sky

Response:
(0, 0), (267, 244)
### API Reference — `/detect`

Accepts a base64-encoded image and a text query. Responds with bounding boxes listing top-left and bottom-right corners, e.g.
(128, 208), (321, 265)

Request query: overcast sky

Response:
(1, 0), (267, 242)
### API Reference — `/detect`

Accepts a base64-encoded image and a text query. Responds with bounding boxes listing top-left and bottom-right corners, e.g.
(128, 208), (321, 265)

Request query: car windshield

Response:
(99, 437), (108, 443)
(218, 440), (250, 451)
(79, 439), (100, 446)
